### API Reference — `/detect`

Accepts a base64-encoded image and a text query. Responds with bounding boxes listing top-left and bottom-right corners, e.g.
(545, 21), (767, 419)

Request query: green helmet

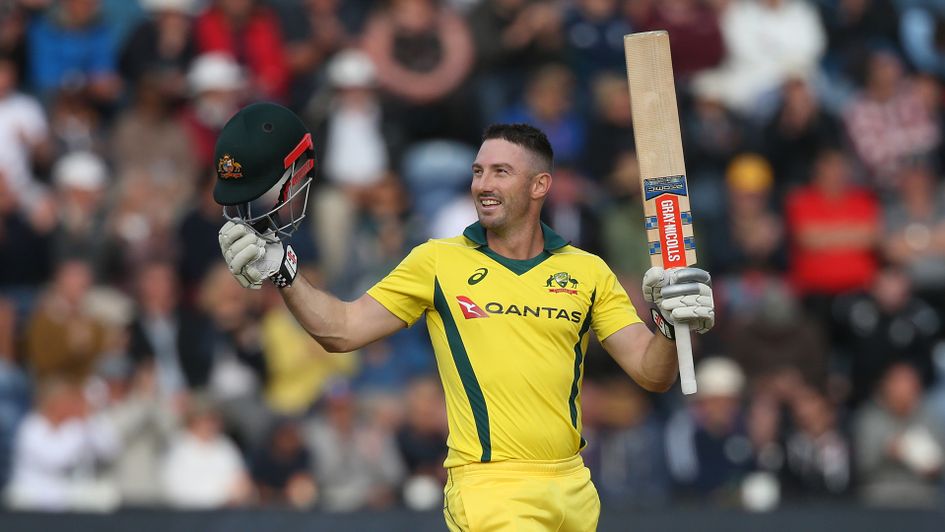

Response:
(213, 102), (315, 241)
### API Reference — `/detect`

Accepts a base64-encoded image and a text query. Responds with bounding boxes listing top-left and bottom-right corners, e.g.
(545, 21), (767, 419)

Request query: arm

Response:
(279, 276), (406, 353)
(602, 322), (678, 393)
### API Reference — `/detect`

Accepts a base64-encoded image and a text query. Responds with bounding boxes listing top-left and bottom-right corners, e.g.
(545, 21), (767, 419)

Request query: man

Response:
(216, 103), (714, 530)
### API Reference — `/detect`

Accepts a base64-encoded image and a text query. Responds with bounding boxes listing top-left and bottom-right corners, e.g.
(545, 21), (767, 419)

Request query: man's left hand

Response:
(642, 267), (715, 334)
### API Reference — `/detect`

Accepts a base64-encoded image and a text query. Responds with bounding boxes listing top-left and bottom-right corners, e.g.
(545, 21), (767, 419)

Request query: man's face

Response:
(471, 139), (540, 232)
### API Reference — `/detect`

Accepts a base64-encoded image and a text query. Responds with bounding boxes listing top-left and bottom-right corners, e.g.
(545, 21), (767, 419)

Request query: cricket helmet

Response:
(213, 102), (315, 241)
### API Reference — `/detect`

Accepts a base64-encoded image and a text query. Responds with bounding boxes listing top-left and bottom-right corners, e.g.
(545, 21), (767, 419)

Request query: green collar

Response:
(462, 221), (569, 251)
(462, 221), (569, 276)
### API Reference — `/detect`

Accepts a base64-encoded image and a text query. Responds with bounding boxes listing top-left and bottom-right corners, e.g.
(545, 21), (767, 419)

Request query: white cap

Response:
(140, 0), (197, 13)
(188, 53), (245, 93)
(696, 357), (745, 397)
(327, 49), (376, 89)
(53, 151), (108, 190)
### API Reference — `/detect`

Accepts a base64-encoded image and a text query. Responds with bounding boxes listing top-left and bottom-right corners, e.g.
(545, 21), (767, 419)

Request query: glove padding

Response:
(219, 221), (298, 289)
(642, 266), (715, 334)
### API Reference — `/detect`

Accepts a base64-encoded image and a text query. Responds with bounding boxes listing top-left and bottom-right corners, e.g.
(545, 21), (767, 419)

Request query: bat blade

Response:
(625, 30), (698, 395)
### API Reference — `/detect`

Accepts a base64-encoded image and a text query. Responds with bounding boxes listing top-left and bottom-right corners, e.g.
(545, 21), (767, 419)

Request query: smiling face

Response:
(471, 139), (550, 233)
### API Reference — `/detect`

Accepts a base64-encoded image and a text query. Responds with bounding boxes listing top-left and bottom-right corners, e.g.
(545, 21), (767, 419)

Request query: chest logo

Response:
(467, 268), (488, 285)
(455, 296), (489, 319)
(546, 272), (579, 295)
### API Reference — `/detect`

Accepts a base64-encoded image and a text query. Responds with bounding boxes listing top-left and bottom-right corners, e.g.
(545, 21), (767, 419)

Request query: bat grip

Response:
(674, 322), (697, 395)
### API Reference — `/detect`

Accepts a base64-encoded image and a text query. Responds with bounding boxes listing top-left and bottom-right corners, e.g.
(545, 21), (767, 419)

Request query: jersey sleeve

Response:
(590, 260), (642, 341)
(366, 242), (436, 327)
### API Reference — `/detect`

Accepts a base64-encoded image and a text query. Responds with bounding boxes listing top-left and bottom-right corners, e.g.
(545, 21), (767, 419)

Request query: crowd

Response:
(1, 0), (945, 513)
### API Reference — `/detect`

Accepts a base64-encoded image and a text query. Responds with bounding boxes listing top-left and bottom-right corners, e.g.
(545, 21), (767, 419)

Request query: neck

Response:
(485, 219), (544, 260)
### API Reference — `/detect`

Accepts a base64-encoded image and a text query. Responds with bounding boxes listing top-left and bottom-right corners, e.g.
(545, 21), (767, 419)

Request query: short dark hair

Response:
(482, 123), (554, 173)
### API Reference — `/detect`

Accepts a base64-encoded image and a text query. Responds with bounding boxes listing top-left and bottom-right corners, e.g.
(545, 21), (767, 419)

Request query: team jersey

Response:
(367, 222), (642, 468)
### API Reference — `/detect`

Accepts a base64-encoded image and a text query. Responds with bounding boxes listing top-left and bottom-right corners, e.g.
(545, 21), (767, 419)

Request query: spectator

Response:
(4, 378), (120, 511)
(118, 0), (198, 96)
(0, 53), (52, 212)
(834, 267), (940, 405)
(260, 280), (358, 417)
(634, 0), (725, 81)
(278, 0), (351, 108)
(500, 64), (585, 166)
(582, 377), (670, 507)
(308, 50), (397, 282)
(127, 261), (201, 399)
(251, 418), (318, 508)
(49, 151), (114, 273)
(395, 376), (448, 483)
(843, 48), (940, 187)
(707, 154), (785, 277)
(666, 357), (753, 501)
(562, 0), (631, 83)
(194, 0), (289, 101)
(582, 72), (634, 183)
(0, 299), (30, 489)
(362, 0), (475, 141)
(27, 0), (122, 101)
(899, 1), (945, 80)
(467, 0), (563, 121)
(681, 76), (747, 204)
(47, 86), (107, 153)
(304, 383), (405, 512)
(179, 52), (246, 168)
(782, 387), (851, 499)
(176, 173), (225, 300)
(819, 0), (899, 84)
(881, 162), (945, 310)
(854, 362), (945, 507)
(599, 152), (650, 277)
(195, 264), (271, 450)
(541, 165), (600, 253)
(161, 395), (252, 508)
(785, 149), (879, 307)
(695, 0), (826, 115)
(0, 169), (55, 297)
(100, 358), (178, 507)
(727, 282), (829, 396)
(762, 76), (842, 192)
(24, 258), (107, 385)
(0, 1), (29, 81)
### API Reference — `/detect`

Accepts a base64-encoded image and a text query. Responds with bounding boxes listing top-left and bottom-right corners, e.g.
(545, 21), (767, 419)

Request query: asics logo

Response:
(467, 268), (488, 285)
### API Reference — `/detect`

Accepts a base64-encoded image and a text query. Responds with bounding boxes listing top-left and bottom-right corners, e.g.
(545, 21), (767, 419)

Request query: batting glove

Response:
(642, 266), (715, 336)
(218, 221), (299, 289)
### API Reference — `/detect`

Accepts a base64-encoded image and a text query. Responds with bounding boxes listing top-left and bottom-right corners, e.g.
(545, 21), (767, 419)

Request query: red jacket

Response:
(195, 6), (289, 101)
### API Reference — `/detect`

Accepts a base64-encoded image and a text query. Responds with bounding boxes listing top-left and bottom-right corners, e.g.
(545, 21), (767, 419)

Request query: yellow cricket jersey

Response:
(367, 222), (642, 468)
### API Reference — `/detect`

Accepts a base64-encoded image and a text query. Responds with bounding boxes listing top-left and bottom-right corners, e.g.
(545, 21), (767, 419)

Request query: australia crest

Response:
(546, 272), (578, 295)
(218, 154), (243, 179)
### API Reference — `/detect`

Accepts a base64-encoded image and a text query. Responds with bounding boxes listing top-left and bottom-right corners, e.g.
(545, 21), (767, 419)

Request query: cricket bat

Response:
(624, 31), (699, 395)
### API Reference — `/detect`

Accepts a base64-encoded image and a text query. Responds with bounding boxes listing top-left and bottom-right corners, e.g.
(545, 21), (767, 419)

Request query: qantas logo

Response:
(455, 296), (583, 323)
(456, 296), (489, 319)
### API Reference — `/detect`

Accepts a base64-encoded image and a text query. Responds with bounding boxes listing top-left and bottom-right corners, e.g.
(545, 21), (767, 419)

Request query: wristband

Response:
(651, 308), (675, 341)
(270, 244), (298, 288)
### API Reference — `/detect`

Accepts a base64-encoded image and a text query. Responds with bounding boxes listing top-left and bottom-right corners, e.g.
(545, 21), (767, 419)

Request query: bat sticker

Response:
(643, 175), (688, 201)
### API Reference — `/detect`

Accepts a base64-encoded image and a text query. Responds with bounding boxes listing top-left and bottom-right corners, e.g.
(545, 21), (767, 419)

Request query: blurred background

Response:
(1, 0), (945, 529)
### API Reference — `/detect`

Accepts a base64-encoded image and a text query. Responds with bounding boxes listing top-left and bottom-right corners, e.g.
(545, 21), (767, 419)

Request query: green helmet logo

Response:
(213, 102), (315, 241)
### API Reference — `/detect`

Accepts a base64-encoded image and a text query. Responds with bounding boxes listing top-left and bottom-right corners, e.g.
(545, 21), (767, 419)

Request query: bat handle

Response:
(674, 322), (697, 395)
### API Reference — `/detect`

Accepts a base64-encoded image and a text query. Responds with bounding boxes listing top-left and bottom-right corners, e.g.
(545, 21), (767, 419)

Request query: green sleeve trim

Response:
(433, 278), (492, 462)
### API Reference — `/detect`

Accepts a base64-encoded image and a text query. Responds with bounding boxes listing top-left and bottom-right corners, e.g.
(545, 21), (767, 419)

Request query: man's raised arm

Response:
(279, 280), (406, 353)
(219, 220), (406, 353)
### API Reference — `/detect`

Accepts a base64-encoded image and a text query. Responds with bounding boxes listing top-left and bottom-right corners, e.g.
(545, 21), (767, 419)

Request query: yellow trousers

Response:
(443, 455), (600, 532)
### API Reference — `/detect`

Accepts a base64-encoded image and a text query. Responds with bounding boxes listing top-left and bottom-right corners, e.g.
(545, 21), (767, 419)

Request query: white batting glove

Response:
(642, 266), (715, 335)
(218, 221), (299, 289)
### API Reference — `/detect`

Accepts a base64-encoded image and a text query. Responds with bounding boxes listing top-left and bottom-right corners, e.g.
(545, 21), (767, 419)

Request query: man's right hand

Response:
(218, 221), (270, 289)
